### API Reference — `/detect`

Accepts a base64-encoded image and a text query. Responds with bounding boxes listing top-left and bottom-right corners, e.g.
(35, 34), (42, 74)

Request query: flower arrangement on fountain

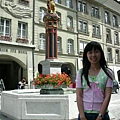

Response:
(33, 72), (72, 88)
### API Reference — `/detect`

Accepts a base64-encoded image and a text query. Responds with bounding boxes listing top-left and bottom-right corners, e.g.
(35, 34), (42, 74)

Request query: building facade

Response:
(0, 0), (120, 90)
(77, 0), (120, 80)
(0, 0), (34, 90)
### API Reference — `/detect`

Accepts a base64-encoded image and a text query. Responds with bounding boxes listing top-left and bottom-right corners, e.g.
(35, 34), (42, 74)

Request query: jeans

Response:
(78, 112), (110, 120)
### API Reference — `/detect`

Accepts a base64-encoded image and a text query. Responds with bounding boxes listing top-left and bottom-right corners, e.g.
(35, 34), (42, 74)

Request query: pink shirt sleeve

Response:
(76, 71), (83, 88)
(106, 78), (113, 87)
(106, 71), (113, 87)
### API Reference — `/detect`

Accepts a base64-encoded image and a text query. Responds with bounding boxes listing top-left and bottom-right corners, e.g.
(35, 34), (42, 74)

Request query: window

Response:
(78, 1), (82, 11)
(107, 48), (112, 62)
(105, 11), (110, 24)
(115, 50), (119, 63)
(83, 22), (87, 33)
(67, 16), (73, 30)
(79, 21), (82, 31)
(0, 18), (11, 36)
(67, 39), (74, 54)
(56, 12), (61, 27)
(57, 36), (62, 52)
(17, 22), (28, 38)
(39, 33), (45, 50)
(79, 20), (88, 34)
(40, 8), (46, 22)
(82, 3), (86, 13)
(114, 31), (119, 45)
(92, 24), (100, 37)
(91, 6), (99, 18)
(113, 15), (118, 27)
(106, 29), (111, 43)
(67, 17), (72, 27)
(19, 0), (29, 5)
(66, 0), (72, 8)
(54, 0), (61, 3)
(79, 41), (87, 53)
(78, 1), (87, 13)
(5, 0), (13, 3)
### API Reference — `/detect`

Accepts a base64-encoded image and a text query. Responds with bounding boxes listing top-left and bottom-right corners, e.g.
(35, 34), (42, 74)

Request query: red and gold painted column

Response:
(43, 1), (60, 60)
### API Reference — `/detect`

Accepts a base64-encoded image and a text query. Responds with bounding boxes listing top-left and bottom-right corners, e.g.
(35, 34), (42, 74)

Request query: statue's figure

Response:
(47, 0), (56, 13)
(0, 1), (33, 19)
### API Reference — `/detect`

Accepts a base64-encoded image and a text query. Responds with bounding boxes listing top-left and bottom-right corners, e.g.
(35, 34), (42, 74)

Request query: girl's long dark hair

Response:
(81, 41), (113, 87)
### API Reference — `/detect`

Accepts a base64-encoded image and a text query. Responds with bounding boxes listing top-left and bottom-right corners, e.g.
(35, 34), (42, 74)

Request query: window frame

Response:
(79, 20), (88, 34)
(92, 24), (100, 37)
(56, 12), (62, 27)
(79, 41), (87, 53)
(106, 28), (111, 43)
(39, 33), (46, 50)
(39, 7), (46, 22)
(0, 18), (11, 36)
(66, 0), (72, 8)
(67, 16), (74, 31)
(91, 6), (99, 18)
(114, 31), (119, 45)
(115, 50), (119, 63)
(105, 11), (110, 24)
(54, 0), (61, 4)
(78, 1), (87, 13)
(107, 48), (112, 62)
(67, 39), (74, 54)
(113, 15), (118, 27)
(17, 22), (28, 38)
(57, 36), (62, 52)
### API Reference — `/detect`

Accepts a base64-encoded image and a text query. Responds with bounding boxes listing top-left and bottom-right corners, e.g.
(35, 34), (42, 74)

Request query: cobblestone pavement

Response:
(0, 92), (120, 120)
(108, 92), (120, 120)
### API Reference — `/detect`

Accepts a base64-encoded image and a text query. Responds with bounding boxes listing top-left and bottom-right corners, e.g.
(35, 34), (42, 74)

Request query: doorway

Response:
(0, 61), (22, 90)
(0, 64), (11, 90)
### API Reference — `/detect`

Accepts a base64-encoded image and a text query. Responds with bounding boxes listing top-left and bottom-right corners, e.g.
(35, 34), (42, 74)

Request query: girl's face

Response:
(87, 49), (101, 64)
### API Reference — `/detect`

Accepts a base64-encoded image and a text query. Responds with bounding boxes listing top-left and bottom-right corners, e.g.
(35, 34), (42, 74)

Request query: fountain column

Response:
(40, 1), (63, 75)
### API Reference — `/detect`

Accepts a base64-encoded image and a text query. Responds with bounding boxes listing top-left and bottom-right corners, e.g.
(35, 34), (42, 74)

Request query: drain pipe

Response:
(32, 0), (35, 87)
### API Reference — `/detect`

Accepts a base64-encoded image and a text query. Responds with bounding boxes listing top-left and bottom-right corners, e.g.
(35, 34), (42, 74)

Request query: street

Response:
(0, 91), (120, 120)
(109, 91), (120, 120)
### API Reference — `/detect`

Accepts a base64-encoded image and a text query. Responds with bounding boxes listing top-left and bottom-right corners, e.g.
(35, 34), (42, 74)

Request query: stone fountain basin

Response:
(1, 89), (69, 120)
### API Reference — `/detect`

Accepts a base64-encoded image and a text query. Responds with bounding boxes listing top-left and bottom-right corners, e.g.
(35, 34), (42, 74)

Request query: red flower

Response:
(33, 73), (72, 88)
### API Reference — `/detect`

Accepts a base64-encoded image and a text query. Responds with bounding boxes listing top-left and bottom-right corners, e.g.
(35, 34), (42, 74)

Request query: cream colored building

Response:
(0, 0), (34, 90)
(0, 0), (120, 90)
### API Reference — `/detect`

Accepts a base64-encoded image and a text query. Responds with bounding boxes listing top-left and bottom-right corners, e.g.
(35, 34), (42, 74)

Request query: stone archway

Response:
(61, 63), (76, 82)
(0, 55), (26, 90)
(38, 64), (42, 74)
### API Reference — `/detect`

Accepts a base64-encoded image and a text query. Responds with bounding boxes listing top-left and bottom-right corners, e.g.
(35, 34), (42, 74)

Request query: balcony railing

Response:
(16, 37), (29, 44)
(0, 35), (12, 42)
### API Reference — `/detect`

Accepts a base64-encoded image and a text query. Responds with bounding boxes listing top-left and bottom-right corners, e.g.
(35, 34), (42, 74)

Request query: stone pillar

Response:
(27, 51), (33, 88)
(40, 59), (62, 75)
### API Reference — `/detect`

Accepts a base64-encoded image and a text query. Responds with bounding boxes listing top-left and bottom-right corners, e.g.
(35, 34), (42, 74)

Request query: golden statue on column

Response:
(47, 0), (56, 13)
